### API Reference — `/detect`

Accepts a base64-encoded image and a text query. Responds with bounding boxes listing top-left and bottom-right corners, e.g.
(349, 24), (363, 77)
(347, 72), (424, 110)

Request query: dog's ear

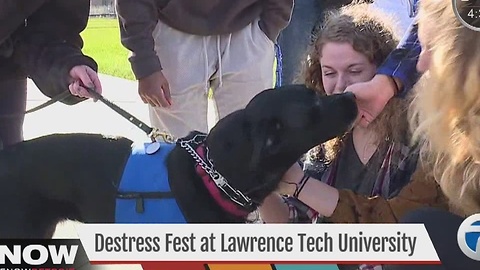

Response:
(207, 109), (254, 170)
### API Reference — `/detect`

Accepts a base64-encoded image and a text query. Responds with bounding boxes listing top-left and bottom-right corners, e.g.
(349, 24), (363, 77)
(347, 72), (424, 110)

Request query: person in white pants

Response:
(116, 0), (293, 139)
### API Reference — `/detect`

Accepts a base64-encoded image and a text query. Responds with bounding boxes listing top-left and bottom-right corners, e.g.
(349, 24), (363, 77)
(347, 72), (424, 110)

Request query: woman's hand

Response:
(344, 74), (400, 127)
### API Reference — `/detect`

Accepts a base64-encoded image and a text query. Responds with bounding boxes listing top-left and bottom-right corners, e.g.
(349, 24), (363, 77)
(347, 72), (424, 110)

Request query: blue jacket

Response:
(377, 0), (420, 95)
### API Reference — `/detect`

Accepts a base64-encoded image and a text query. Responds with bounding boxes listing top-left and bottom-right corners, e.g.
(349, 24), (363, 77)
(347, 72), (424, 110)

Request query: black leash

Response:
(0, 85), (174, 143)
(25, 91), (73, 114)
(0, 90), (72, 118)
(86, 88), (153, 136)
(85, 87), (175, 143)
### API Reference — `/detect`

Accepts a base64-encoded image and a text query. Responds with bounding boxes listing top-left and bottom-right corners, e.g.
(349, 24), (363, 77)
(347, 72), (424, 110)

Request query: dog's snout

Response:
(341, 93), (358, 123)
(325, 92), (358, 125)
(344, 91), (356, 101)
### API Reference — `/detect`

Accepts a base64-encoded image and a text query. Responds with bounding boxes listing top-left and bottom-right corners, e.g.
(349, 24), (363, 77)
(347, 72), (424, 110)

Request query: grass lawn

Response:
(81, 18), (134, 80)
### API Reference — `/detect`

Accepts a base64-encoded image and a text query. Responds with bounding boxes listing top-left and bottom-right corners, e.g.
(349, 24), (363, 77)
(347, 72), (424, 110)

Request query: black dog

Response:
(0, 85), (357, 238)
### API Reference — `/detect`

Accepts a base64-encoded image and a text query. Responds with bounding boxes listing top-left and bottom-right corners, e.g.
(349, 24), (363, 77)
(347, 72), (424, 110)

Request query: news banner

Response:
(78, 224), (437, 263)
(0, 224), (443, 270)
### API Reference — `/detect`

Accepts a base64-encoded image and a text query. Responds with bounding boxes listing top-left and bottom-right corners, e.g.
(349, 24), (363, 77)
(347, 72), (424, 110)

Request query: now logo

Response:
(0, 244), (78, 265)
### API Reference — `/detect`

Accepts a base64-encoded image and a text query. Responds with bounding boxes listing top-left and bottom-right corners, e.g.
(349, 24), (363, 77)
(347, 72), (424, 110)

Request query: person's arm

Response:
(259, 0), (294, 42)
(376, 20), (421, 96)
(12, 0), (98, 105)
(262, 162), (449, 224)
(344, 20), (421, 127)
(0, 0), (44, 47)
(260, 162), (338, 223)
(260, 193), (323, 223)
(344, 2), (420, 127)
(116, 0), (161, 80)
(325, 166), (449, 223)
(259, 193), (291, 223)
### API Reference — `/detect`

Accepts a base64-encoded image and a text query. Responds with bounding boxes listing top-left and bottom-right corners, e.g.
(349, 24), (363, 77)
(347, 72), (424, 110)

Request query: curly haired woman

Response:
(260, 3), (420, 222)
(299, 3), (416, 203)
(260, 4), (419, 269)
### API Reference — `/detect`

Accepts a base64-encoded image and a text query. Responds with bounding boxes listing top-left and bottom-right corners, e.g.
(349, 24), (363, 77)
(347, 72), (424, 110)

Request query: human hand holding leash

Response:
(138, 70), (172, 107)
(68, 65), (103, 100)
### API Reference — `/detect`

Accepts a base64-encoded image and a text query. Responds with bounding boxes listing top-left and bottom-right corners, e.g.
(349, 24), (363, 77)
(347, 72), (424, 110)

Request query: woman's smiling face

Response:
(320, 42), (377, 95)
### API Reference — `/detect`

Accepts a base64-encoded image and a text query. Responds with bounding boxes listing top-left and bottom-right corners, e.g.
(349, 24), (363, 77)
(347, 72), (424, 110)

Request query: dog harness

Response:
(115, 141), (186, 223)
(115, 132), (257, 223)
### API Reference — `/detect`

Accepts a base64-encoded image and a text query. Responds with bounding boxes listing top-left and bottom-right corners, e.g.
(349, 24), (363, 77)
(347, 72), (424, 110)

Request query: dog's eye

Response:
(264, 119), (282, 149)
(268, 119), (284, 134)
(314, 93), (325, 108)
(266, 138), (274, 147)
(275, 122), (282, 131)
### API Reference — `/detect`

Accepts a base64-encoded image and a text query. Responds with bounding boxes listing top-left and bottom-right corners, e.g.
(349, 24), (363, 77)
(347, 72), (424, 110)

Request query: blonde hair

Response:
(301, 4), (408, 162)
(410, 0), (480, 214)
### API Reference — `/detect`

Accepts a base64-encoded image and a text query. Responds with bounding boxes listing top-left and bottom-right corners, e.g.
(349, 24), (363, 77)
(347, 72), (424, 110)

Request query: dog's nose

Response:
(330, 92), (358, 124)
(343, 91), (356, 100)
(338, 92), (357, 110)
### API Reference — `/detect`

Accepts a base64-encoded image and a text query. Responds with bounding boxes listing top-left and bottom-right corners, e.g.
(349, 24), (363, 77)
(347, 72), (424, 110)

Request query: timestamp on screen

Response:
(453, 0), (480, 31)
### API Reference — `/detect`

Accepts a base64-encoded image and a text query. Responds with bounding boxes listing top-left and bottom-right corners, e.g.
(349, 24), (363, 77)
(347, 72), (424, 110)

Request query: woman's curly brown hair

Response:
(298, 3), (410, 163)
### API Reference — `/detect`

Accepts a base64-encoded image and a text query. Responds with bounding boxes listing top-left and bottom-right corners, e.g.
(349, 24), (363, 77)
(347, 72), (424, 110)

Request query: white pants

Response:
(151, 20), (275, 138)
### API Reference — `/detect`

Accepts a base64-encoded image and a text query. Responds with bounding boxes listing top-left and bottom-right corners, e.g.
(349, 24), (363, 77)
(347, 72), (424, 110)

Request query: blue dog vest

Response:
(115, 142), (186, 223)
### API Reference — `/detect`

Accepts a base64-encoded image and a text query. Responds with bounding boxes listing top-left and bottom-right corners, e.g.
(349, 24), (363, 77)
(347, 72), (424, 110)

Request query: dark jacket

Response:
(0, 0), (98, 105)
(116, 0), (293, 79)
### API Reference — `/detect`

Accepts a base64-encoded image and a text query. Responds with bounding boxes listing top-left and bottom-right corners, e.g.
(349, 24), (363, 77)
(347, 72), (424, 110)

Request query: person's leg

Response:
(385, 207), (480, 270)
(277, 0), (324, 85)
(0, 77), (27, 147)
(150, 21), (216, 139)
(212, 20), (275, 123)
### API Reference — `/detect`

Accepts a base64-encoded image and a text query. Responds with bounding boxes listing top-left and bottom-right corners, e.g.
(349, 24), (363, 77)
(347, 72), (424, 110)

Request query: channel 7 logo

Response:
(458, 213), (480, 261)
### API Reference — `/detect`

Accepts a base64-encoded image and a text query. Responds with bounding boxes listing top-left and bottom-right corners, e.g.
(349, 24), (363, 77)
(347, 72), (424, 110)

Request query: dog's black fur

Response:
(0, 85), (357, 238)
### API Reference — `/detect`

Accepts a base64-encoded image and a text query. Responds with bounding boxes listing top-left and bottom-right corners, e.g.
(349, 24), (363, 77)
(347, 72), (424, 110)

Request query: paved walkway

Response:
(24, 74), (150, 143)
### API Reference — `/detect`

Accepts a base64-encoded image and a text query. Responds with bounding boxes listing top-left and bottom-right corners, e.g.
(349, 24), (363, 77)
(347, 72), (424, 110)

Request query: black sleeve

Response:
(12, 0), (98, 105)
